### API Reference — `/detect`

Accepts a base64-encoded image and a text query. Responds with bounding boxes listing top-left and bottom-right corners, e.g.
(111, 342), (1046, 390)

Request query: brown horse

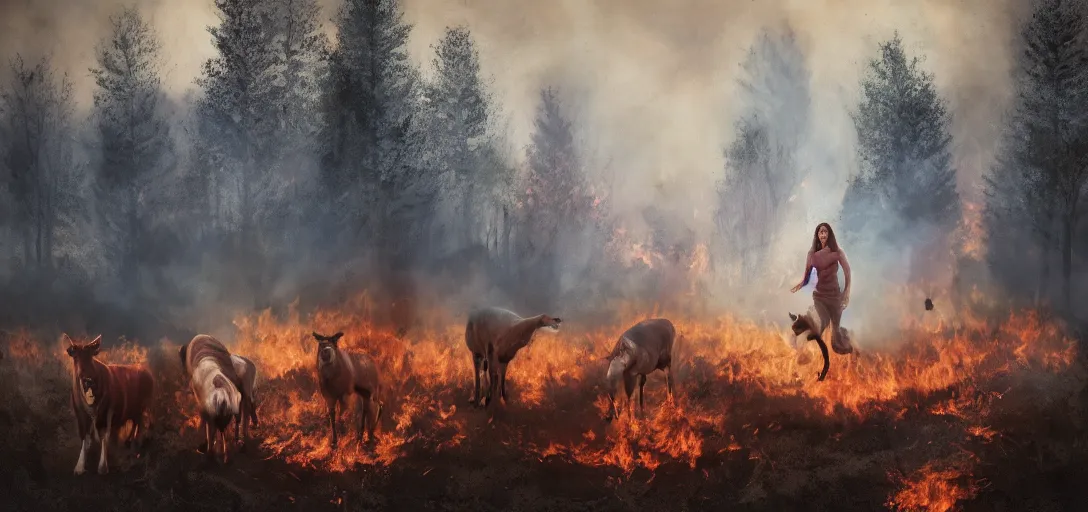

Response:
(179, 334), (243, 464)
(66, 334), (154, 475)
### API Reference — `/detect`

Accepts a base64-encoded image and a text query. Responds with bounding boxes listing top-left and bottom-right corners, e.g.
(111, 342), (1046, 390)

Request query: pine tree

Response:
(982, 0), (1088, 309)
(518, 87), (592, 309)
(715, 25), (811, 285)
(841, 33), (960, 243)
(424, 25), (494, 251)
(196, 0), (279, 236)
(320, 0), (426, 261)
(254, 0), (329, 263)
(267, 0), (328, 141)
(90, 6), (175, 291)
(0, 55), (76, 273)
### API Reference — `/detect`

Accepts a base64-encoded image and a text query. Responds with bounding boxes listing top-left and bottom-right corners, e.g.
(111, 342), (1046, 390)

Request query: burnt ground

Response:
(2, 330), (1088, 512)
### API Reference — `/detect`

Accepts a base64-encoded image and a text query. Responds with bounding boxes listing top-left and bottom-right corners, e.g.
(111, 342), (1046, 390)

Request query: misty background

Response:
(0, 0), (1086, 348)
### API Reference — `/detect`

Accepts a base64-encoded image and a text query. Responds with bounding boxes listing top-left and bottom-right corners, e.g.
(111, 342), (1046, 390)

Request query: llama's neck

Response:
(506, 315), (543, 352)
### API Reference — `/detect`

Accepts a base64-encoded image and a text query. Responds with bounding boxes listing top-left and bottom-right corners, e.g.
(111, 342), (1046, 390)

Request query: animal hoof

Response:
(74, 466), (85, 476)
(97, 465), (108, 475)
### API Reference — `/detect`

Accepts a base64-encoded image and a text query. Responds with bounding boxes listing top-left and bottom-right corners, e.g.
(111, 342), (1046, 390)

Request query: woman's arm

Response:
(801, 251), (815, 286)
(839, 249), (851, 298)
(791, 251), (815, 292)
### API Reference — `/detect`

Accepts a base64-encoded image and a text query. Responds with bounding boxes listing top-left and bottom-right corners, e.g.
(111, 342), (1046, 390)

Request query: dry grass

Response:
(1, 307), (1087, 512)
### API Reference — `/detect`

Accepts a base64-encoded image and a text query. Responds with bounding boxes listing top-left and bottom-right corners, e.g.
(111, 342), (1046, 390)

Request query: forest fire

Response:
(2, 289), (1082, 510)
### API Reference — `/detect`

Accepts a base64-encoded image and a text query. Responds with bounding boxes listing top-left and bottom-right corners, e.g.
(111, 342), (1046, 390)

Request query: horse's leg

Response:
(501, 369), (508, 403)
(73, 423), (91, 475)
(472, 354), (483, 407)
(665, 365), (674, 400)
(638, 374), (647, 418)
(362, 395), (375, 443)
(623, 373), (636, 420)
(327, 397), (339, 449)
(205, 419), (217, 463)
(97, 413), (112, 474)
(220, 428), (230, 465)
(241, 398), (250, 452)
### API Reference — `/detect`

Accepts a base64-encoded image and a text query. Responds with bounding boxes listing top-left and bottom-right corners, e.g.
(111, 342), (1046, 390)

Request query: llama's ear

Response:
(789, 312), (798, 322)
(311, 332), (323, 341)
(331, 332), (344, 343)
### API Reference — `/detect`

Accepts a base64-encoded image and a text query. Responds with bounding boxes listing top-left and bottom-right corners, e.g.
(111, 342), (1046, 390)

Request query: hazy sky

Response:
(0, 0), (1027, 241)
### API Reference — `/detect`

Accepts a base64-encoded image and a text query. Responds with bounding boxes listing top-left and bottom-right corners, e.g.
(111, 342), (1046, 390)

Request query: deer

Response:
(311, 331), (383, 448)
(464, 306), (562, 409)
(65, 334), (154, 475)
(179, 334), (243, 464)
(602, 318), (676, 422)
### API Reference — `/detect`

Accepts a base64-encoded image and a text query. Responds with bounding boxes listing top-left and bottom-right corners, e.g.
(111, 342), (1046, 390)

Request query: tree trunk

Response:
(35, 197), (44, 271)
(1061, 213), (1073, 312)
(23, 223), (33, 269)
(127, 191), (140, 292)
(462, 180), (475, 250)
(44, 175), (55, 273)
(502, 206), (512, 276)
(1036, 244), (1050, 308)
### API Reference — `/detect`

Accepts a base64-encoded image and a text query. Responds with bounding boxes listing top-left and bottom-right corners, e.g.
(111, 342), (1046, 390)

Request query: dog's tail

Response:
(812, 333), (830, 382)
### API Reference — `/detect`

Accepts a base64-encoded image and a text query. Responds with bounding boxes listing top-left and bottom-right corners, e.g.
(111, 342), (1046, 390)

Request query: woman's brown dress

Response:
(803, 247), (854, 355)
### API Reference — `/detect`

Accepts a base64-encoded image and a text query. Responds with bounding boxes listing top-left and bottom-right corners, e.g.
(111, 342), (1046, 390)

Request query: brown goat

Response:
(464, 307), (562, 409)
(311, 331), (383, 448)
(603, 318), (675, 422)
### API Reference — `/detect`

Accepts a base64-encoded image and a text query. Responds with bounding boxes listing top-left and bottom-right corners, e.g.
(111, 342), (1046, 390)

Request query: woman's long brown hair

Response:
(810, 222), (840, 253)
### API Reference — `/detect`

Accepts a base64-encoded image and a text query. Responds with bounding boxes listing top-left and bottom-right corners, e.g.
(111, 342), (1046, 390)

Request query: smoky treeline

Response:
(0, 0), (1086, 343)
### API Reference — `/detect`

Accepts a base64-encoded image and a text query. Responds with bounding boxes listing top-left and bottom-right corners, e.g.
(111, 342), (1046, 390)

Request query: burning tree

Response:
(90, 6), (176, 303)
(983, 0), (1088, 311)
(715, 25), (811, 287)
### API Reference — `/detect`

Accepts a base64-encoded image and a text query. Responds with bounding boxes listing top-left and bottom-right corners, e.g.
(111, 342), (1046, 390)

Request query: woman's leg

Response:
(814, 297), (853, 355)
(826, 299), (853, 355)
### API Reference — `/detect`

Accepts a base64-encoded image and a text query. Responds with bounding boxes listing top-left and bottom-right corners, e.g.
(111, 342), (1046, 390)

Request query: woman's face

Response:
(818, 226), (829, 246)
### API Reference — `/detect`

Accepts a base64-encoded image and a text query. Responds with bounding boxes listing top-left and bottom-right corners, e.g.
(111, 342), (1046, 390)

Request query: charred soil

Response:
(2, 304), (1088, 511)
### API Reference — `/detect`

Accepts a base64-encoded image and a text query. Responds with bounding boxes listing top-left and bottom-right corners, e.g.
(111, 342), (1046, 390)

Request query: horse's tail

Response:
(178, 342), (188, 372)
